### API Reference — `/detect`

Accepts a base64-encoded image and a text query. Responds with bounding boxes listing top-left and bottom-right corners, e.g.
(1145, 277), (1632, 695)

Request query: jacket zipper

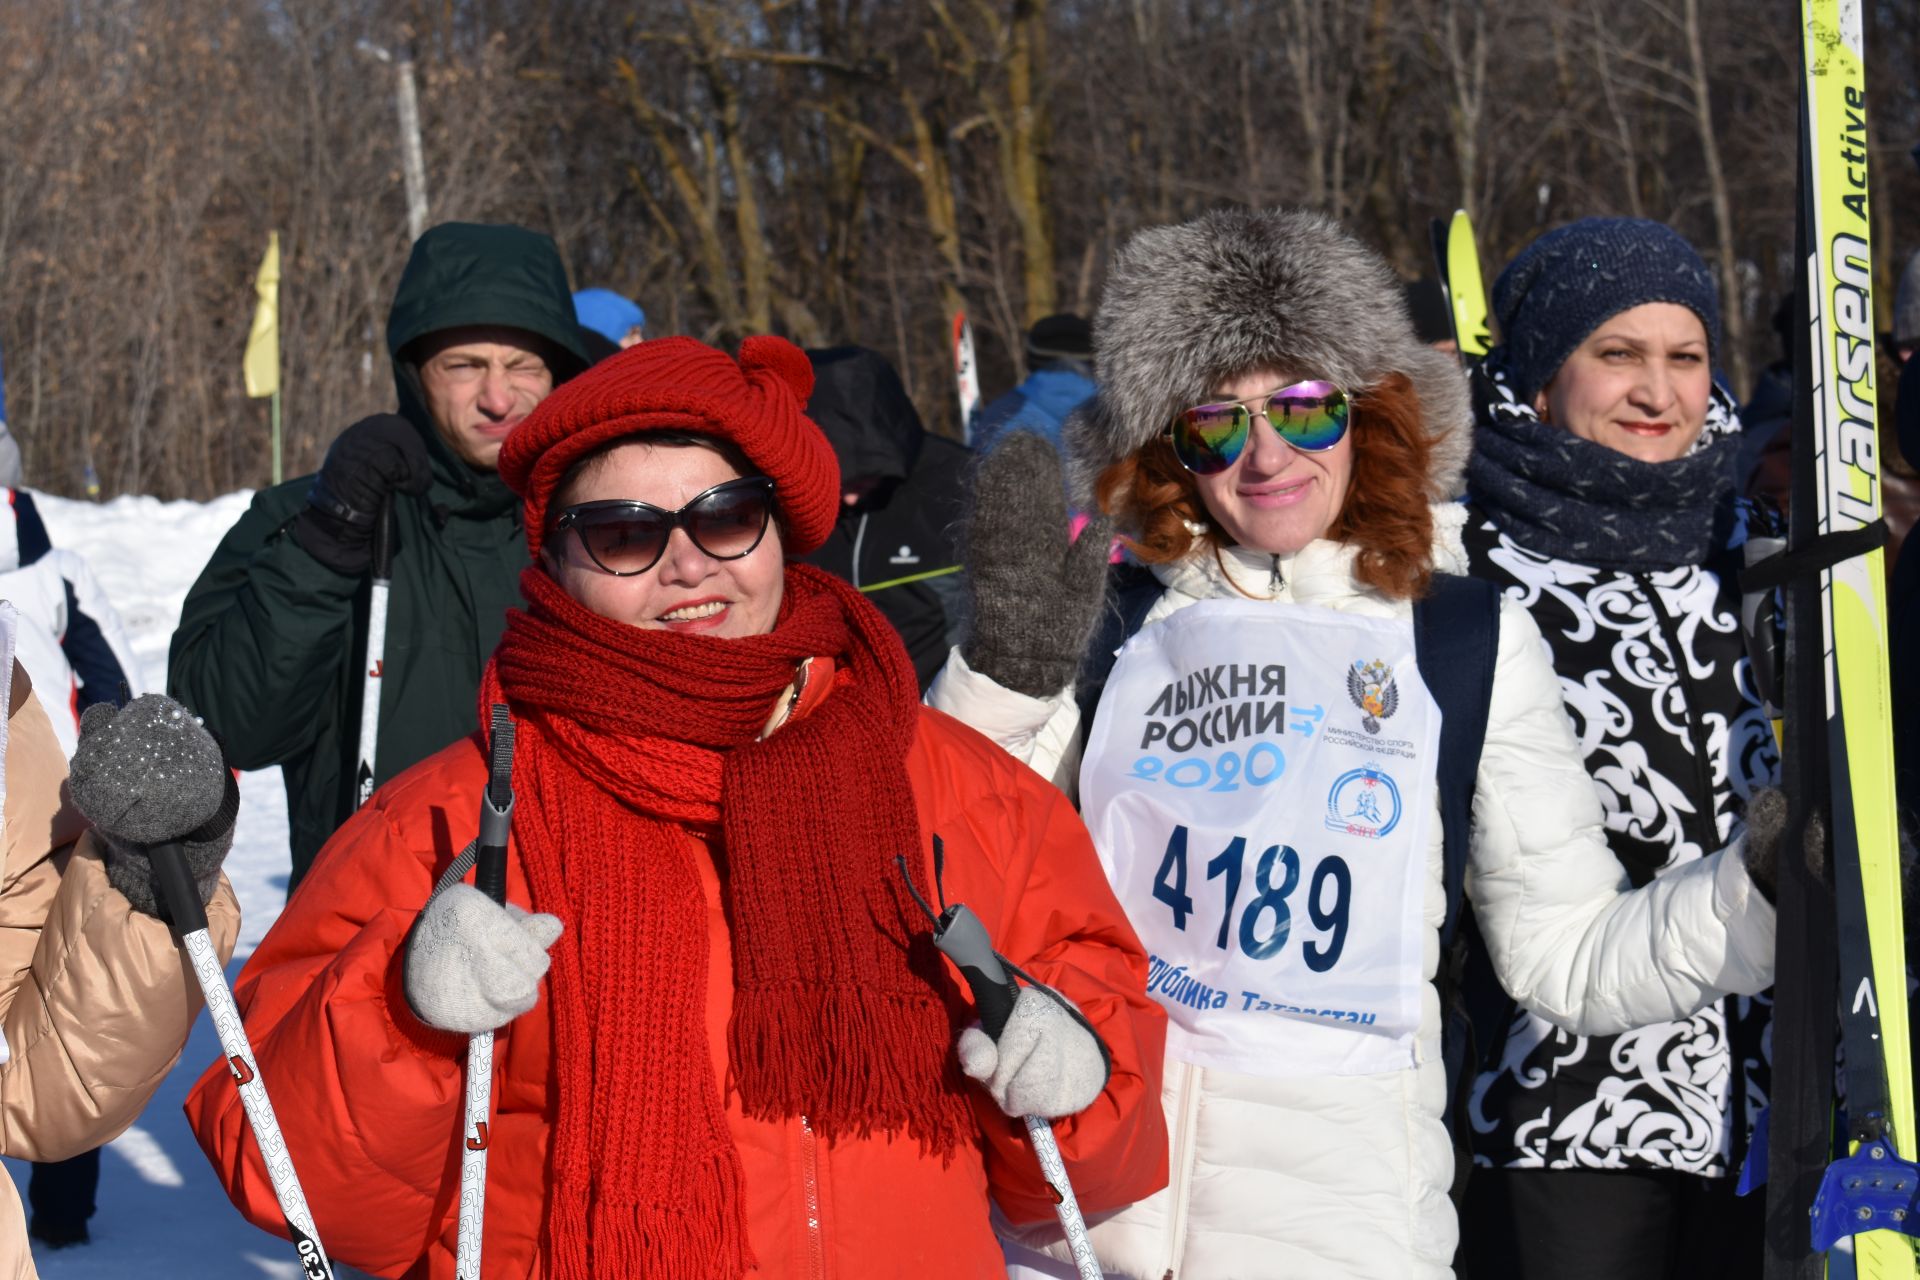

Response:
(1160, 1061), (1201, 1279)
(1639, 572), (1723, 858)
(1269, 554), (1284, 594)
(800, 1114), (826, 1279)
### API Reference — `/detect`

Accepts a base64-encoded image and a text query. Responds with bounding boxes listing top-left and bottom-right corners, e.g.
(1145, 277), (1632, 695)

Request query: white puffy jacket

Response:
(927, 504), (1776, 1280)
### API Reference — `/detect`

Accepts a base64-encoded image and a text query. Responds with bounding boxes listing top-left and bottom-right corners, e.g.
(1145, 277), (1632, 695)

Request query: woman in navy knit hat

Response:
(1459, 217), (1780, 1280)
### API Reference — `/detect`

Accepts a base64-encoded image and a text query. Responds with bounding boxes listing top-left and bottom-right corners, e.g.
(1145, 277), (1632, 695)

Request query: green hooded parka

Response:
(169, 223), (586, 886)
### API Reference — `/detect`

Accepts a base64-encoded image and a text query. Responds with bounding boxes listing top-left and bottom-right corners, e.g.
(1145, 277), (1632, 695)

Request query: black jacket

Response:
(169, 223), (587, 886)
(801, 347), (969, 690)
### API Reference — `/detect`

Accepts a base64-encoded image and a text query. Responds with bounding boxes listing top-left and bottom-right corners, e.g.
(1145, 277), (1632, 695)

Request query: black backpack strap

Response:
(1413, 572), (1503, 1186)
(1075, 562), (1163, 731)
(1413, 573), (1502, 950)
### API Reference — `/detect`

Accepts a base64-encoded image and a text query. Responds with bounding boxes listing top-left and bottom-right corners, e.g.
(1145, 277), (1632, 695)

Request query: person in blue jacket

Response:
(972, 314), (1096, 457)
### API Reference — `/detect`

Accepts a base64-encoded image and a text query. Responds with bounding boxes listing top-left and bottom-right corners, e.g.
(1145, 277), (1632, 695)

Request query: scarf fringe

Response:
(548, 1144), (756, 1280)
(730, 984), (973, 1155)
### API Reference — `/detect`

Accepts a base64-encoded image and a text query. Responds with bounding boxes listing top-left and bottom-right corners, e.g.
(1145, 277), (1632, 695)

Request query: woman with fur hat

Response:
(927, 207), (1779, 1279)
(1457, 218), (1778, 1280)
(184, 335), (1168, 1278)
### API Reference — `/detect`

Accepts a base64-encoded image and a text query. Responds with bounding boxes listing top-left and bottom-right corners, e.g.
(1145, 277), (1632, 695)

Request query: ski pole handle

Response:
(930, 903), (1021, 1038)
(154, 842), (336, 1279)
(369, 496), (395, 584)
(474, 795), (510, 906)
(930, 902), (1103, 1280)
(473, 705), (514, 906)
(150, 841), (209, 939)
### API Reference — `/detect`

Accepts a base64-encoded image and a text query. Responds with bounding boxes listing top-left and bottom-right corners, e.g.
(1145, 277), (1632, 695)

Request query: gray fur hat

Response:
(1064, 207), (1472, 506)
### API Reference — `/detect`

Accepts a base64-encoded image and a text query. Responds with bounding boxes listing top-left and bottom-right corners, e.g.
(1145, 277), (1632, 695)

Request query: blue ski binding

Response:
(1809, 1136), (1920, 1250)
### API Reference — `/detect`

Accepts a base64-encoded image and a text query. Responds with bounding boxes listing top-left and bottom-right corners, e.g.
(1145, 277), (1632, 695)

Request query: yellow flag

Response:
(243, 232), (280, 399)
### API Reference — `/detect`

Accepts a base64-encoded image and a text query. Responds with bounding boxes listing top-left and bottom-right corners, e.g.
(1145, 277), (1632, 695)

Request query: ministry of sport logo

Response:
(1325, 764), (1402, 839)
(1346, 659), (1398, 735)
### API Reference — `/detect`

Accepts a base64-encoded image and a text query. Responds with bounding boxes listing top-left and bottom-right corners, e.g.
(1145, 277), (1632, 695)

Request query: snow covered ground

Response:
(3, 490), (313, 1276)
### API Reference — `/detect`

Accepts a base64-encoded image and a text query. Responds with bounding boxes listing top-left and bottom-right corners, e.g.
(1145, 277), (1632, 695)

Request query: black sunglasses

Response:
(551, 476), (777, 576)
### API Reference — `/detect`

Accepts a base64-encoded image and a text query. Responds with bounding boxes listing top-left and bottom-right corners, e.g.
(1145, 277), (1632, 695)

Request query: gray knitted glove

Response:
(67, 695), (237, 923)
(963, 432), (1113, 698)
(404, 883), (563, 1035)
(1742, 784), (1831, 905)
(956, 985), (1111, 1119)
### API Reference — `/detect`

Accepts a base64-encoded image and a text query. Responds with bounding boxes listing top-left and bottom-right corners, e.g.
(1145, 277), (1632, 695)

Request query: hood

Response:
(1064, 207), (1472, 507)
(803, 346), (928, 488)
(385, 223), (590, 501)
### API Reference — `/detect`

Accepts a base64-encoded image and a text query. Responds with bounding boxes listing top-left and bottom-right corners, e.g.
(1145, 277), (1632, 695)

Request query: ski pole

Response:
(151, 841), (335, 1280)
(953, 311), (981, 444)
(911, 877), (1103, 1280)
(354, 498), (395, 809)
(455, 706), (516, 1280)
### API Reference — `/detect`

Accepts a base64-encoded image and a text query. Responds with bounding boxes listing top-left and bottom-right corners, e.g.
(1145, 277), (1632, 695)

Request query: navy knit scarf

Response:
(1467, 358), (1741, 570)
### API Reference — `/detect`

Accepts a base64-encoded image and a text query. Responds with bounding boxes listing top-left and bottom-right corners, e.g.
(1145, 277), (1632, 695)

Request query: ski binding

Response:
(1810, 1136), (1920, 1251)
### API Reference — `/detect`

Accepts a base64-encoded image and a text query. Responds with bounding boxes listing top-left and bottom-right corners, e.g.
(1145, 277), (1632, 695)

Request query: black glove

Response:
(67, 696), (238, 924)
(962, 432), (1113, 698)
(293, 414), (433, 575)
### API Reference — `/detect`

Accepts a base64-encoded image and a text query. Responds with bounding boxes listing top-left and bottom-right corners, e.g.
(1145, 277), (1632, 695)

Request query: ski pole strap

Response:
(1739, 519), (1889, 593)
(433, 840), (481, 898)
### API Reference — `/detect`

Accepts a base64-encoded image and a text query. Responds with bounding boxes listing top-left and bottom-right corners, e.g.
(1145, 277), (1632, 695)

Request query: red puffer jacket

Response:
(184, 701), (1167, 1278)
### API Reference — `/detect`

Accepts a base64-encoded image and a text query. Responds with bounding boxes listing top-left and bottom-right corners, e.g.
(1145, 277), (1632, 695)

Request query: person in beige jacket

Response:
(0, 609), (240, 1275)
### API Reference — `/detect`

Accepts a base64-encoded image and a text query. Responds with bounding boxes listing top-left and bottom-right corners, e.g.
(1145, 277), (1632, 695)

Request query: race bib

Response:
(1080, 599), (1440, 1077)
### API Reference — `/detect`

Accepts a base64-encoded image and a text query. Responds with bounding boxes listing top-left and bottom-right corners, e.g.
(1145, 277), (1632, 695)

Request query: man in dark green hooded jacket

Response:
(170, 223), (587, 888)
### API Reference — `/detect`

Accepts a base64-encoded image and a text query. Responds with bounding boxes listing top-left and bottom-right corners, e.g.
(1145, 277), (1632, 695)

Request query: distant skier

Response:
(0, 488), (139, 755)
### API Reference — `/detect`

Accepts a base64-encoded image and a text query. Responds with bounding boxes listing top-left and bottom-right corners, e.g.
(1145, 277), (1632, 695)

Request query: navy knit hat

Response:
(1491, 217), (1720, 400)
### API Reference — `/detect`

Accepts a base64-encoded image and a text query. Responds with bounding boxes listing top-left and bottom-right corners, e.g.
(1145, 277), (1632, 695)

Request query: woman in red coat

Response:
(185, 335), (1167, 1279)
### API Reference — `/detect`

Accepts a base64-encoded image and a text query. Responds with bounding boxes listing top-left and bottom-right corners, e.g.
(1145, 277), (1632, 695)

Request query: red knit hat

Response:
(500, 334), (840, 559)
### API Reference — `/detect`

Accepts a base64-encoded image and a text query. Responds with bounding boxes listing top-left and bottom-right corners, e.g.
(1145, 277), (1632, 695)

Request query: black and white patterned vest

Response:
(1462, 504), (1779, 1175)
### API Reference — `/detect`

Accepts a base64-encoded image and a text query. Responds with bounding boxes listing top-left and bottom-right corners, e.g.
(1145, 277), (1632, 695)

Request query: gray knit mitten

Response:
(1741, 784), (1827, 905)
(67, 695), (237, 922)
(956, 985), (1111, 1119)
(404, 883), (563, 1035)
(963, 432), (1113, 698)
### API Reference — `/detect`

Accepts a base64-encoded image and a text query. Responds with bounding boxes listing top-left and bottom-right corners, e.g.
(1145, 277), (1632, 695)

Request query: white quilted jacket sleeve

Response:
(925, 646), (1082, 794)
(1465, 597), (1777, 1037)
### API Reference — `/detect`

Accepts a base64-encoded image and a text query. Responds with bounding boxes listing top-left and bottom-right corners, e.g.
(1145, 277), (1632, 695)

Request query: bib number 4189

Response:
(1152, 824), (1350, 971)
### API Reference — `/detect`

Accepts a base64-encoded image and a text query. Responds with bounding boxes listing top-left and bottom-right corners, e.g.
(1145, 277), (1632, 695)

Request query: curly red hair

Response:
(1095, 372), (1437, 600)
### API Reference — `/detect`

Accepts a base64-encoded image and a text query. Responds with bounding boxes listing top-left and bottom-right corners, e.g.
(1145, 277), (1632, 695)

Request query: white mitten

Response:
(404, 883), (564, 1034)
(956, 985), (1110, 1119)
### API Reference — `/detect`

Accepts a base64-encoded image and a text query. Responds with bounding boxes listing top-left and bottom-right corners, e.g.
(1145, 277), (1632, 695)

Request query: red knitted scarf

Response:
(482, 563), (969, 1279)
